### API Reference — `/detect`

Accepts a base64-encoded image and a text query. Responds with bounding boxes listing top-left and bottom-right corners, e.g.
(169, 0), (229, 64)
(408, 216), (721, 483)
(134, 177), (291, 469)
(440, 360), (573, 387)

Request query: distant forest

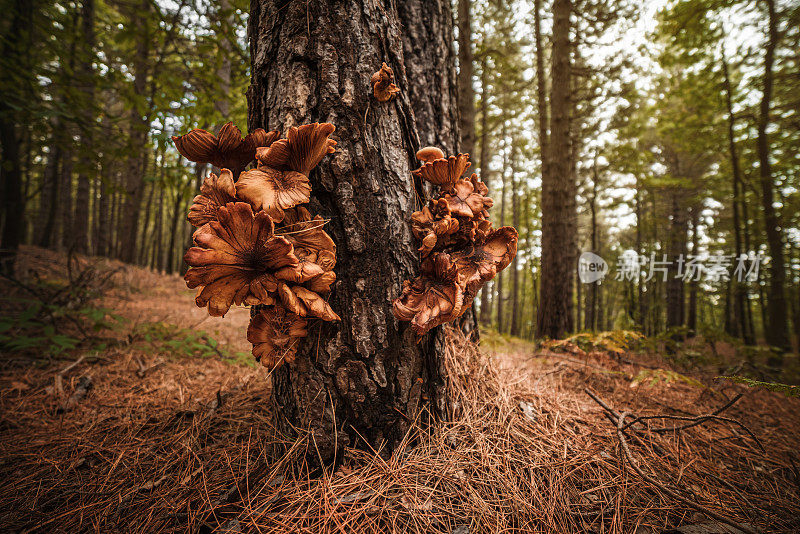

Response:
(1, 0), (799, 351)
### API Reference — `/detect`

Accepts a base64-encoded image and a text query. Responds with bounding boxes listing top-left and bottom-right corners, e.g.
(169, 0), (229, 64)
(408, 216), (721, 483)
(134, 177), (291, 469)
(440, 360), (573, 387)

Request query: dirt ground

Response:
(1, 247), (799, 533)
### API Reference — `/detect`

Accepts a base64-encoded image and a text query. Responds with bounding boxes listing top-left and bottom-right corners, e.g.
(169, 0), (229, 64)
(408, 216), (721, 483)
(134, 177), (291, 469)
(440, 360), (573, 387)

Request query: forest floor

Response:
(1, 246), (799, 533)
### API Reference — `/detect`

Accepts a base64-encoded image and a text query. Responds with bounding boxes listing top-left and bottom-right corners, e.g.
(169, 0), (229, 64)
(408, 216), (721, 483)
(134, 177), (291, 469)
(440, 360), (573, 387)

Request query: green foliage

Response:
(632, 368), (705, 388)
(557, 330), (644, 354)
(131, 321), (252, 366)
(0, 298), (124, 357)
(718, 376), (800, 398)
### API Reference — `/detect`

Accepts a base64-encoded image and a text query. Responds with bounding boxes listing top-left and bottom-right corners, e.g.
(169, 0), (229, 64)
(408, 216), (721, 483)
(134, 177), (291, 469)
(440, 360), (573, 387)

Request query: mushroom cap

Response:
(187, 169), (237, 228)
(412, 153), (471, 190)
(416, 147), (445, 163)
(172, 122), (279, 175)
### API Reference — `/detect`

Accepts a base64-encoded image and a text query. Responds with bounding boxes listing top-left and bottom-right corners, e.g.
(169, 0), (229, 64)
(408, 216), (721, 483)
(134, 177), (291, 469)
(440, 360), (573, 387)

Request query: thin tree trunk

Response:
(119, 0), (151, 264)
(166, 187), (182, 274)
(478, 54), (492, 326)
(73, 0), (95, 254)
(666, 190), (688, 330)
(456, 0), (475, 156)
(756, 0), (789, 353)
(58, 150), (74, 251)
(139, 180), (155, 265)
(37, 143), (61, 248)
(721, 51), (753, 345)
(586, 154), (599, 331)
(249, 0), (453, 464)
(687, 207), (699, 333)
(496, 123), (509, 334)
(537, 0), (575, 339)
(510, 148), (520, 336)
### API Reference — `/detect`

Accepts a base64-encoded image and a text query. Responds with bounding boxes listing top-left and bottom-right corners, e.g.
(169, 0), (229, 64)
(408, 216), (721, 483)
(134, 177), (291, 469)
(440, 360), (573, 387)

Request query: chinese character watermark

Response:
(580, 250), (763, 284)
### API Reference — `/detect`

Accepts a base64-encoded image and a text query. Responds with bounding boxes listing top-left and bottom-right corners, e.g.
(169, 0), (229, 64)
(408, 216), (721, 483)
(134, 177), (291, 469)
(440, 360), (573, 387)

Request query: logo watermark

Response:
(578, 251), (763, 284)
(578, 252), (609, 284)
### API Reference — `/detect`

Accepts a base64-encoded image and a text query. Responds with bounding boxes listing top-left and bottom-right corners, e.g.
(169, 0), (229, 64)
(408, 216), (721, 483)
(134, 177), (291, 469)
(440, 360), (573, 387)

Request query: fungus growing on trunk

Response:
(393, 150), (518, 336)
(247, 307), (308, 368)
(371, 62), (400, 102)
(172, 122), (279, 177)
(187, 169), (237, 228)
(175, 122), (340, 368)
(412, 152), (471, 191)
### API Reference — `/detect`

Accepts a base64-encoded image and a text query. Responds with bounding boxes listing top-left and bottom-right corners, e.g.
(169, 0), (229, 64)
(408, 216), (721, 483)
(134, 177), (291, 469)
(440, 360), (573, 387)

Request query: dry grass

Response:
(1, 248), (799, 533)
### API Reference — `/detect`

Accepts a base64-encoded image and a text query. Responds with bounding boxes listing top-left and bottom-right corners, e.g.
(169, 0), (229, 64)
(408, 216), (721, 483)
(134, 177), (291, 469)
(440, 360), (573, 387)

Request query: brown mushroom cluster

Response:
(173, 122), (340, 369)
(393, 148), (518, 336)
(371, 62), (400, 102)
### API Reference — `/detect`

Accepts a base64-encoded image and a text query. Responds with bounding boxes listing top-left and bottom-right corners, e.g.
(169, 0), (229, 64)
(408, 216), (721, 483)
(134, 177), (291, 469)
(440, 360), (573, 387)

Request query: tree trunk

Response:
(721, 51), (753, 345)
(477, 54), (492, 326)
(533, 0), (549, 176)
(166, 187), (182, 274)
(666, 190), (688, 330)
(537, 0), (575, 339)
(757, 0), (789, 353)
(0, 0), (33, 274)
(58, 149), (74, 251)
(73, 0), (96, 254)
(37, 142), (61, 248)
(119, 0), (150, 264)
(0, 113), (23, 274)
(397, 0), (460, 154)
(585, 154), (599, 331)
(687, 207), (699, 334)
(248, 0), (454, 463)
(496, 123), (509, 334)
(456, 0), (474, 156)
(510, 148), (521, 336)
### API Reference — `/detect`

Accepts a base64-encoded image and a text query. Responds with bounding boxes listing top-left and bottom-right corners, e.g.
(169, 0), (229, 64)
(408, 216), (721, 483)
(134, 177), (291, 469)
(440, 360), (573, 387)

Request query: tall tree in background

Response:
(457, 0), (475, 156)
(756, 0), (789, 352)
(537, 0), (576, 338)
(0, 0), (34, 274)
(248, 0), (456, 463)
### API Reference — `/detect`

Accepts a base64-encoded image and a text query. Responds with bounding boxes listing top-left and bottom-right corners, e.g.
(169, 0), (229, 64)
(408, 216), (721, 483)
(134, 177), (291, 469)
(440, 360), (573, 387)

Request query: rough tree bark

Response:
(537, 0), (575, 339)
(248, 0), (455, 463)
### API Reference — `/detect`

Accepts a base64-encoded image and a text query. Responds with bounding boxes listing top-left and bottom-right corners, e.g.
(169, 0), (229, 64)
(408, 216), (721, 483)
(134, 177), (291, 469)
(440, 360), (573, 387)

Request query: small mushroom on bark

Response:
(172, 122), (279, 177)
(412, 153), (471, 191)
(371, 62), (400, 102)
(416, 147), (445, 163)
(442, 177), (493, 219)
(451, 226), (519, 304)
